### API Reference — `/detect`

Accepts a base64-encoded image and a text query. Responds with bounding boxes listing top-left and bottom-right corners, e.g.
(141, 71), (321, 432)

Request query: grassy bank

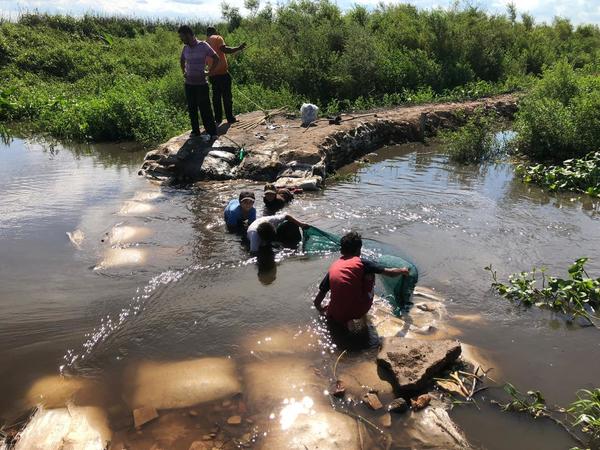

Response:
(1, 4), (600, 146)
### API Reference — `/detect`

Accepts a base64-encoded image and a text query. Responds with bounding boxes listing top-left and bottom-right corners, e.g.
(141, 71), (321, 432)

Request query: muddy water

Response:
(1, 136), (600, 449)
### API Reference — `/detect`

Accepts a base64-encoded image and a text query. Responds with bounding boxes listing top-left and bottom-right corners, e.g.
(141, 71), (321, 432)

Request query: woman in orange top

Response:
(206, 26), (246, 124)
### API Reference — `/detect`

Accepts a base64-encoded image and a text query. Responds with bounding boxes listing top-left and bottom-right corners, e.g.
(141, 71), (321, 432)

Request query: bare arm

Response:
(381, 267), (410, 277)
(284, 215), (309, 229)
(210, 53), (220, 67)
(313, 289), (327, 312)
(220, 42), (246, 54)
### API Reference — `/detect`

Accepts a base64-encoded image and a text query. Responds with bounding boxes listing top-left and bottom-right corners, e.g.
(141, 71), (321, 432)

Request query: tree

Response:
(221, 2), (243, 31)
(245, 0), (260, 16)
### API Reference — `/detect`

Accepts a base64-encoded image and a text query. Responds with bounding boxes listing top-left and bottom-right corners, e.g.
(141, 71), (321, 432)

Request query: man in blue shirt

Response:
(224, 191), (256, 231)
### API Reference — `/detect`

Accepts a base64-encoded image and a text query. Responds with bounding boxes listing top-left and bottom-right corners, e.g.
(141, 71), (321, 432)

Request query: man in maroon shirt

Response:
(313, 232), (409, 330)
(178, 25), (219, 138)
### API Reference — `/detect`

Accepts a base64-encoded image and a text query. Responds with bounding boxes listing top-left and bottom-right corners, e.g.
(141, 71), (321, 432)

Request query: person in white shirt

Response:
(247, 214), (308, 253)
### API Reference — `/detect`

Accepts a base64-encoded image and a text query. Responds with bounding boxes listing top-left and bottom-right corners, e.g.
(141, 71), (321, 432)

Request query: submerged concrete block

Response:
(124, 357), (241, 410)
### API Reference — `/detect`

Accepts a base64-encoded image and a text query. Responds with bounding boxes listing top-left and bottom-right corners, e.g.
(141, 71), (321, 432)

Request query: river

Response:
(1, 135), (599, 449)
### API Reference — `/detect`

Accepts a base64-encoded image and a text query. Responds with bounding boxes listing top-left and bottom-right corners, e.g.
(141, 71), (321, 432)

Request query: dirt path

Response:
(140, 94), (517, 187)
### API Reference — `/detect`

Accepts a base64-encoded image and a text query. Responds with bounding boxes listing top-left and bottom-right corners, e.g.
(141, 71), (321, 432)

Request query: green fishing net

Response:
(302, 226), (418, 315)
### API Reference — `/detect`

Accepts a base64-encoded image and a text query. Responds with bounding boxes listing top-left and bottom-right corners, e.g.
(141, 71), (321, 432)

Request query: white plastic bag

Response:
(300, 103), (319, 126)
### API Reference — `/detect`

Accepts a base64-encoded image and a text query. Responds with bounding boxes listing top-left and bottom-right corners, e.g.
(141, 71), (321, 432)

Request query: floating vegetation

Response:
(485, 258), (600, 327)
(494, 383), (587, 446)
(569, 389), (600, 440)
(516, 151), (600, 198)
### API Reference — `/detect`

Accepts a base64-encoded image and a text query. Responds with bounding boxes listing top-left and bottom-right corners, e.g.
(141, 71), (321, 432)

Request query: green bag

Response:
(302, 226), (418, 315)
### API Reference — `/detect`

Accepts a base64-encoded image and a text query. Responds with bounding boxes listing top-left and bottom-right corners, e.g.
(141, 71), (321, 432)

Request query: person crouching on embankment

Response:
(247, 214), (308, 254)
(224, 191), (256, 231)
(178, 25), (219, 138)
(206, 26), (246, 124)
(313, 232), (409, 331)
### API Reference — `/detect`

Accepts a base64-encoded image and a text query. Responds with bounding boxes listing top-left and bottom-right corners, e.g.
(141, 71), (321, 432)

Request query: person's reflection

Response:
(256, 247), (277, 285)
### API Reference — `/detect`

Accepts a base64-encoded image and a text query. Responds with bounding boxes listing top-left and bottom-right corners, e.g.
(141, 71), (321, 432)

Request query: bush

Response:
(2, 6), (600, 145)
(440, 111), (501, 164)
(514, 61), (600, 161)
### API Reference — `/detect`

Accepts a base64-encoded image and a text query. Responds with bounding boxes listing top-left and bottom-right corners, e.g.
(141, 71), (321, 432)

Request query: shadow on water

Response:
(1, 135), (599, 449)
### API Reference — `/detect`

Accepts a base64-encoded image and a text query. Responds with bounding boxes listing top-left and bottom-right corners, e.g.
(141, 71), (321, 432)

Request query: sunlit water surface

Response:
(1, 137), (599, 449)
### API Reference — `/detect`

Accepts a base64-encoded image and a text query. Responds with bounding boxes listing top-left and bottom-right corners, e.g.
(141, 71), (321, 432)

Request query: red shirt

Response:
(319, 256), (384, 324)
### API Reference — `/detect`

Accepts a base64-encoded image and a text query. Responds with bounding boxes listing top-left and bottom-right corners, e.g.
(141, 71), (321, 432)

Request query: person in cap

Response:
(263, 183), (294, 213)
(224, 191), (256, 231)
(178, 25), (219, 138)
(247, 213), (308, 253)
(313, 231), (409, 330)
(206, 26), (246, 124)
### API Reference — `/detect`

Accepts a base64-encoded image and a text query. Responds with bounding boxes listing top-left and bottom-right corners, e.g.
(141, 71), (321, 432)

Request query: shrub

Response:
(440, 111), (501, 164)
(569, 389), (600, 440)
(514, 61), (600, 161)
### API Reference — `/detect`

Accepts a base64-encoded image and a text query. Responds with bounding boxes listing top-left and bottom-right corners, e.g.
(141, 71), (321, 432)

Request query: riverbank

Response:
(140, 94), (517, 187)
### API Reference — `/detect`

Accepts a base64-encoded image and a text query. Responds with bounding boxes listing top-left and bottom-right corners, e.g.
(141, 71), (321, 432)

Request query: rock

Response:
(376, 337), (461, 394)
(411, 394), (432, 411)
(208, 150), (237, 163)
(15, 406), (111, 450)
(243, 357), (322, 409)
(279, 148), (323, 165)
(200, 156), (234, 180)
(332, 380), (345, 398)
(388, 397), (409, 414)
(124, 357), (241, 410)
(274, 176), (322, 191)
(133, 406), (158, 428)
(379, 413), (392, 427)
(277, 162), (314, 179)
(24, 375), (99, 409)
(227, 415), (242, 425)
(188, 409), (198, 417)
(189, 441), (209, 450)
(363, 393), (383, 410)
(337, 360), (394, 398)
(257, 410), (360, 450)
(66, 229), (85, 249)
(237, 151), (282, 181)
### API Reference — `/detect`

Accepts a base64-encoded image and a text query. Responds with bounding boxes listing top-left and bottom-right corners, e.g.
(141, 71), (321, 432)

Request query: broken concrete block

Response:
(124, 357), (241, 410)
(363, 393), (383, 410)
(226, 415), (242, 425)
(388, 397), (409, 414)
(411, 394), (432, 411)
(377, 337), (461, 394)
(133, 406), (158, 428)
(15, 406), (111, 450)
(379, 413), (392, 427)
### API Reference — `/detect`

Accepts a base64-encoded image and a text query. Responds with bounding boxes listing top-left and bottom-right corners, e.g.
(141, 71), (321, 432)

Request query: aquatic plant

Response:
(439, 110), (502, 164)
(485, 258), (600, 327)
(497, 383), (548, 417)
(569, 389), (600, 440)
(516, 151), (600, 197)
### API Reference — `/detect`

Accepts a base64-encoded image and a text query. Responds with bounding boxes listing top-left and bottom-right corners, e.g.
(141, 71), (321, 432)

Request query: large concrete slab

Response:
(377, 337), (462, 394)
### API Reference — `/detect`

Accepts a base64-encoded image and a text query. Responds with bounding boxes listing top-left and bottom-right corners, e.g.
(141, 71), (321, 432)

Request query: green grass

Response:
(1, 4), (599, 146)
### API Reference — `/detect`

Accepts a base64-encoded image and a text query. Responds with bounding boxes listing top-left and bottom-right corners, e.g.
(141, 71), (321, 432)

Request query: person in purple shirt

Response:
(178, 25), (219, 138)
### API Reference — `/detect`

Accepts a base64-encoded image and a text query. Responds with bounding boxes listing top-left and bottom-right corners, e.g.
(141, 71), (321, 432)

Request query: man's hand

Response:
(313, 290), (327, 314)
(238, 42), (247, 51)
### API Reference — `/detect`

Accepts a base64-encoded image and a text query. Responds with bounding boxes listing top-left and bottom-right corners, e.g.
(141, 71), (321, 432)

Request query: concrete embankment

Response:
(140, 94), (518, 187)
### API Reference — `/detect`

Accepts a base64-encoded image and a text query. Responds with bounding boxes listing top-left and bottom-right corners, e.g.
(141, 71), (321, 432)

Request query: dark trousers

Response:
(209, 73), (234, 123)
(184, 83), (217, 136)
